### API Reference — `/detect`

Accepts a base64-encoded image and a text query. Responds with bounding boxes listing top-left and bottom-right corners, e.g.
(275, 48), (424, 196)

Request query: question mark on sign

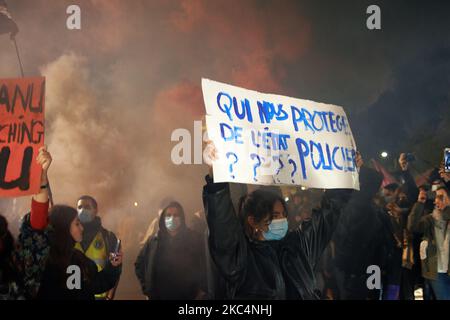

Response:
(250, 153), (262, 182)
(272, 155), (284, 183)
(288, 158), (297, 183)
(226, 152), (238, 179)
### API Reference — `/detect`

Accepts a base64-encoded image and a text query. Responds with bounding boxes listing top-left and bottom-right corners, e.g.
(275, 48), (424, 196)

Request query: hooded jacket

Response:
(135, 204), (206, 299)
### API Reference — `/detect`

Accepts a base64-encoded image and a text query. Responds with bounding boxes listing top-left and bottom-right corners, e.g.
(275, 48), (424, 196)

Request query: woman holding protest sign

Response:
(202, 140), (377, 299)
(13, 146), (123, 300)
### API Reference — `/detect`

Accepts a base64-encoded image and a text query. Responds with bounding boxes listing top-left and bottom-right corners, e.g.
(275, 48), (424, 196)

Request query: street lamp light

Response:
(381, 151), (388, 158)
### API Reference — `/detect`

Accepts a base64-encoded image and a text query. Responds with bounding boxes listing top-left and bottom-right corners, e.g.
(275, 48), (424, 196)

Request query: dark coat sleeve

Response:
(289, 186), (353, 269)
(203, 177), (248, 284)
(134, 237), (152, 296)
(397, 169), (419, 203)
(332, 167), (384, 272)
(87, 257), (121, 295)
(288, 167), (383, 270)
(407, 202), (427, 234)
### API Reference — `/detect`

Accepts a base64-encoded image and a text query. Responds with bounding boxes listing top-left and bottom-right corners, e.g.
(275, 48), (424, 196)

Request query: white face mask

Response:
(165, 216), (181, 232)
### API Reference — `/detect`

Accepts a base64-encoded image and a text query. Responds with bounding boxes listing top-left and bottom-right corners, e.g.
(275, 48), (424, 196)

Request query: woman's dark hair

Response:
(437, 186), (450, 197)
(238, 189), (287, 239)
(0, 214), (14, 255)
(47, 205), (85, 280)
(383, 183), (399, 193)
(418, 184), (431, 192)
(396, 185), (409, 199)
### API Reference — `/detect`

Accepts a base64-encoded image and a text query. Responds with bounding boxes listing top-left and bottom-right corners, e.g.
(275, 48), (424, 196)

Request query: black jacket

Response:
(203, 175), (353, 300)
(135, 210), (206, 299)
(333, 167), (390, 274)
(37, 249), (121, 300)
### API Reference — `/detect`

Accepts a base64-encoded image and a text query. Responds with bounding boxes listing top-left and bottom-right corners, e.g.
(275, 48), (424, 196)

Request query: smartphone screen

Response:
(445, 148), (450, 173)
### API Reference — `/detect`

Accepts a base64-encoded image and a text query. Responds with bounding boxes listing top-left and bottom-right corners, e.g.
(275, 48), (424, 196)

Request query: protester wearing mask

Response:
(13, 146), (123, 300)
(408, 186), (450, 299)
(135, 201), (207, 300)
(139, 197), (175, 246)
(201, 141), (363, 299)
(74, 195), (121, 300)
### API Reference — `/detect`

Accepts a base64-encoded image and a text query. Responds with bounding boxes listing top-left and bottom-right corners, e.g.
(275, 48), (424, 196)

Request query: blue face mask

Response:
(165, 216), (181, 232)
(78, 208), (94, 224)
(263, 218), (288, 241)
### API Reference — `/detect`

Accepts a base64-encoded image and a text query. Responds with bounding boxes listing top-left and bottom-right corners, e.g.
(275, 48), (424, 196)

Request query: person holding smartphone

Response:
(13, 146), (123, 300)
(408, 184), (450, 300)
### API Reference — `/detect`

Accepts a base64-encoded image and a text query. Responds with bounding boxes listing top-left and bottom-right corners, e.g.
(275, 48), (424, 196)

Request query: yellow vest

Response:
(74, 231), (108, 299)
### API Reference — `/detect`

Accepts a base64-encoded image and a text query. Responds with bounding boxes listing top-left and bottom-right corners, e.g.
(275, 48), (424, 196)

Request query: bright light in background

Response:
(381, 151), (388, 158)
(285, 197), (289, 202)
(134, 202), (138, 207)
(301, 186), (307, 191)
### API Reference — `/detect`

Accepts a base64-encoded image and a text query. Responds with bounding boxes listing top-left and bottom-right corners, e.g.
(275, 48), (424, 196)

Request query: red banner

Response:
(0, 77), (45, 196)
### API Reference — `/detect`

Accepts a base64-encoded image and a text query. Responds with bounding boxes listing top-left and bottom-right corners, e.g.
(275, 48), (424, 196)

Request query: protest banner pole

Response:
(12, 37), (24, 77)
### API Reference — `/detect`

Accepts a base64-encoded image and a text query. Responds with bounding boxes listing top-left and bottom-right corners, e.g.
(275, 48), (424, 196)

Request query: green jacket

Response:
(407, 203), (450, 280)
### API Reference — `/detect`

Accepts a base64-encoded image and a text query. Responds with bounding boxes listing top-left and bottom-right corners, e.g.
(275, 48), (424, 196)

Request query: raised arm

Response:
(291, 153), (368, 268)
(397, 153), (419, 202)
(30, 146), (51, 230)
(407, 190), (428, 234)
(202, 141), (247, 283)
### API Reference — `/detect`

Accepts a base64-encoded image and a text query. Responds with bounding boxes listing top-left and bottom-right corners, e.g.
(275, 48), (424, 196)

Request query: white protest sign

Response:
(202, 78), (359, 190)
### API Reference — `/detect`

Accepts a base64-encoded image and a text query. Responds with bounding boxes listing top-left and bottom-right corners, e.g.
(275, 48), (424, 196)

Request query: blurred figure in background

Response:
(139, 197), (174, 246)
(408, 186), (450, 300)
(135, 201), (207, 300)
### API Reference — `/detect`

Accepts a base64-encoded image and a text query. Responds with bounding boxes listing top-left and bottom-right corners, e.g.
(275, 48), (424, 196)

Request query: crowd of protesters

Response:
(1, 144), (450, 300)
